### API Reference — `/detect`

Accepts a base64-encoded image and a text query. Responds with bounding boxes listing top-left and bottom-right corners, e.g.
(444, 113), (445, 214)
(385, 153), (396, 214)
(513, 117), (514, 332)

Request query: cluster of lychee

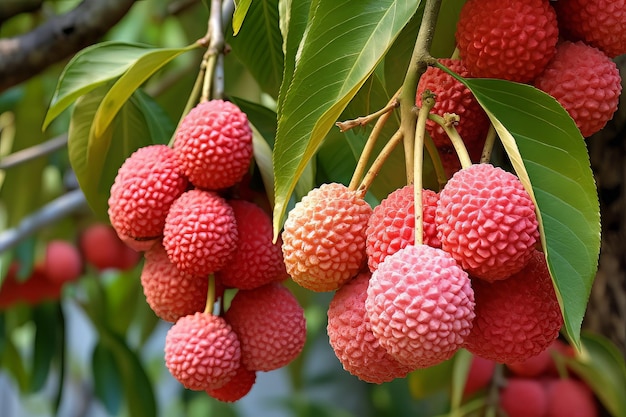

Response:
(107, 99), (306, 402)
(282, 162), (563, 383)
(464, 341), (600, 417)
(417, 0), (623, 176)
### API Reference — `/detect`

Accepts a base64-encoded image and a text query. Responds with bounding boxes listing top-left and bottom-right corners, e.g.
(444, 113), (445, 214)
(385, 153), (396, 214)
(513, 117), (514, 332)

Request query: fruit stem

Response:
(397, 0), (441, 183)
(200, 0), (226, 101)
(357, 128), (405, 196)
(203, 274), (216, 315)
(480, 125), (497, 164)
(485, 363), (506, 417)
(336, 92), (400, 133)
(424, 129), (448, 189)
(414, 91), (436, 245)
(347, 90), (401, 190)
(429, 113), (472, 169)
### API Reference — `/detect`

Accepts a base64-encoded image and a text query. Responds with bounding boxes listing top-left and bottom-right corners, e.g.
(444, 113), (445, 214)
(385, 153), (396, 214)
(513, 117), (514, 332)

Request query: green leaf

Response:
(92, 341), (124, 415)
(92, 44), (197, 138)
(565, 332), (626, 417)
(44, 42), (171, 129)
(232, 0), (253, 35)
(227, 0), (284, 97)
(272, 0), (420, 235)
(29, 303), (60, 392)
(455, 75), (600, 350)
(68, 85), (171, 220)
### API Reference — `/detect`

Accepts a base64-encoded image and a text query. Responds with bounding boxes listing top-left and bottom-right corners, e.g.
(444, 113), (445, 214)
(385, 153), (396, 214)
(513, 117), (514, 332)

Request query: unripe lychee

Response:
(366, 186), (440, 272)
(416, 59), (490, 149)
(205, 363), (256, 403)
(225, 283), (306, 371)
(79, 223), (141, 271)
(463, 251), (563, 363)
(108, 145), (188, 251)
(455, 0), (558, 82)
(163, 189), (238, 276)
(533, 41), (622, 137)
(546, 378), (599, 417)
(174, 100), (253, 190)
(499, 378), (548, 417)
(365, 244), (475, 369)
(140, 244), (208, 323)
(164, 312), (240, 391)
(436, 163), (539, 281)
(44, 240), (83, 284)
(463, 355), (496, 397)
(327, 271), (413, 383)
(281, 183), (372, 292)
(553, 0), (626, 58)
(216, 200), (287, 290)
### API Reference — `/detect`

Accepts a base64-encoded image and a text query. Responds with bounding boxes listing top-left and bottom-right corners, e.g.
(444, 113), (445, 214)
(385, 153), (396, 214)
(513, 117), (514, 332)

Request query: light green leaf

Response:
(452, 74), (600, 350)
(232, 0), (253, 35)
(272, 0), (420, 235)
(227, 0), (284, 97)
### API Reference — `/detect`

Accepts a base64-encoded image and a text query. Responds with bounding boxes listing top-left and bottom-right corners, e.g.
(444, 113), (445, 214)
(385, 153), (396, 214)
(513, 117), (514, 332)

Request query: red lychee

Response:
(326, 271), (414, 383)
(463, 354), (496, 397)
(79, 223), (141, 271)
(506, 345), (553, 377)
(455, 0), (559, 82)
(163, 189), (238, 276)
(140, 243), (208, 323)
(436, 163), (539, 281)
(108, 144), (188, 251)
(0, 264), (63, 308)
(416, 59), (490, 149)
(499, 378), (549, 417)
(553, 0), (626, 58)
(205, 363), (256, 403)
(225, 283), (306, 372)
(164, 312), (240, 391)
(533, 41), (622, 138)
(366, 186), (440, 272)
(546, 378), (599, 417)
(463, 251), (563, 363)
(281, 183), (372, 292)
(174, 100), (253, 190)
(216, 200), (287, 290)
(365, 244), (475, 369)
(44, 240), (83, 284)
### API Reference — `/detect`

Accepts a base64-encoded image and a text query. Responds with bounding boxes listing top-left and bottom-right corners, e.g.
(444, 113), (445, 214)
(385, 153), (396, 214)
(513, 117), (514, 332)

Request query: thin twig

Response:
(413, 92), (436, 246)
(0, 134), (68, 170)
(424, 132), (448, 189)
(336, 97), (399, 133)
(357, 129), (404, 196)
(429, 113), (472, 169)
(480, 124), (497, 163)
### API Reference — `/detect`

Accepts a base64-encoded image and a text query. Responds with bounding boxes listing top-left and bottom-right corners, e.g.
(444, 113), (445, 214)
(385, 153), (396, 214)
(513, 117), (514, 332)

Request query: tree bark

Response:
(0, 0), (136, 93)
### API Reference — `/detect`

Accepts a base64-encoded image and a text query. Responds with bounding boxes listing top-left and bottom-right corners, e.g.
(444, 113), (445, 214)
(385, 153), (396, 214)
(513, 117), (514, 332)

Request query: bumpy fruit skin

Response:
(327, 271), (413, 383)
(455, 0), (558, 82)
(366, 186), (440, 272)
(164, 312), (241, 391)
(174, 100), (253, 190)
(499, 378), (548, 417)
(436, 163), (539, 281)
(365, 244), (475, 369)
(547, 379), (598, 417)
(80, 224), (140, 271)
(216, 200), (287, 290)
(205, 364), (256, 402)
(534, 41), (622, 138)
(163, 189), (238, 276)
(140, 244), (208, 322)
(416, 59), (490, 148)
(463, 251), (563, 363)
(225, 283), (306, 371)
(44, 240), (83, 284)
(108, 145), (188, 251)
(463, 355), (496, 397)
(282, 183), (372, 292)
(505, 345), (552, 377)
(554, 0), (626, 58)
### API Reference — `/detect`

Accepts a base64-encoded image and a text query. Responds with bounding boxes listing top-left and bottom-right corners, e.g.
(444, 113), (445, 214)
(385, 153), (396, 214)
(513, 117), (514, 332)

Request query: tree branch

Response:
(0, 0), (43, 24)
(0, 0), (137, 93)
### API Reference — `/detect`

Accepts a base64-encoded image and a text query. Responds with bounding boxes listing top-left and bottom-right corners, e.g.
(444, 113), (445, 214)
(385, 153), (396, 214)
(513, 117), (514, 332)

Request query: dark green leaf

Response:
(133, 89), (176, 145)
(29, 302), (59, 392)
(232, 0), (253, 35)
(92, 341), (124, 415)
(1, 333), (29, 391)
(272, 0), (420, 235)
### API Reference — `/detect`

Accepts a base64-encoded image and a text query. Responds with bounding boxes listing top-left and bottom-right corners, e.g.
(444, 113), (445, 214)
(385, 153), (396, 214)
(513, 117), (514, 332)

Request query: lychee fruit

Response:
(533, 41), (622, 138)
(546, 378), (599, 417)
(455, 0), (559, 82)
(506, 345), (553, 377)
(436, 163), (539, 281)
(416, 59), (490, 149)
(225, 283), (306, 372)
(205, 363), (256, 403)
(553, 0), (626, 58)
(164, 312), (241, 391)
(0, 264), (63, 308)
(163, 189), (238, 277)
(281, 183), (372, 292)
(140, 243), (208, 323)
(44, 240), (83, 284)
(79, 223), (141, 271)
(463, 354), (496, 397)
(366, 186), (440, 272)
(499, 378), (549, 417)
(463, 250), (563, 363)
(216, 200), (287, 290)
(174, 100), (253, 190)
(365, 244), (475, 369)
(326, 271), (414, 383)
(108, 144), (188, 251)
